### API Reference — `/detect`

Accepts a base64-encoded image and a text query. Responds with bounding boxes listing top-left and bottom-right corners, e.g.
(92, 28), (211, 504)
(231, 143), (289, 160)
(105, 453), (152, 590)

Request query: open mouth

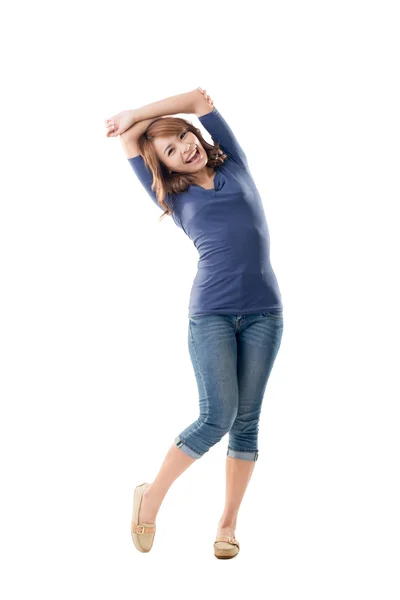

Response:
(186, 147), (201, 163)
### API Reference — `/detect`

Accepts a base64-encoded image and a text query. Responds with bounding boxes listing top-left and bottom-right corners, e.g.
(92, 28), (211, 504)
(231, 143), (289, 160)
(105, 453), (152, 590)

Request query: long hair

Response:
(137, 116), (227, 222)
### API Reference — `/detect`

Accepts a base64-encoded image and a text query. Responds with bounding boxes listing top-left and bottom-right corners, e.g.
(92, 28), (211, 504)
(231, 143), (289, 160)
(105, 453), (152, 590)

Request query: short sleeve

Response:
(127, 155), (172, 212)
(198, 107), (248, 169)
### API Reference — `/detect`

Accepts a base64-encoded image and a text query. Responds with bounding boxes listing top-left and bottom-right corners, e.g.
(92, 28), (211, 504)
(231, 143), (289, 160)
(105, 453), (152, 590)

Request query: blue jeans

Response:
(175, 310), (284, 461)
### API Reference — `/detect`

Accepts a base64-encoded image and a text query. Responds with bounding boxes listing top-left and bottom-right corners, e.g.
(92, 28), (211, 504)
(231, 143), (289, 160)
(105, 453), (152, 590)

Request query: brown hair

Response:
(137, 116), (227, 222)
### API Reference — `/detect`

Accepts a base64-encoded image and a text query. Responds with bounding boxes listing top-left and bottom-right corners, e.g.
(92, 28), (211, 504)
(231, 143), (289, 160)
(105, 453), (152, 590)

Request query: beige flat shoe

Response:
(214, 535), (240, 559)
(131, 482), (156, 553)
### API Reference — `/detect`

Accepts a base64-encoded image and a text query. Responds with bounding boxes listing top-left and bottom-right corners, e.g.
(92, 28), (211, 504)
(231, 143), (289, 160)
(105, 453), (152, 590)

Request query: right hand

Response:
(197, 87), (214, 106)
(104, 109), (136, 137)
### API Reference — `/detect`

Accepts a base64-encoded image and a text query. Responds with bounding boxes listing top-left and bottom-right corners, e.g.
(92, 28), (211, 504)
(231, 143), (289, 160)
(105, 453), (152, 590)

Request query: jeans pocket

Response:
(261, 310), (283, 320)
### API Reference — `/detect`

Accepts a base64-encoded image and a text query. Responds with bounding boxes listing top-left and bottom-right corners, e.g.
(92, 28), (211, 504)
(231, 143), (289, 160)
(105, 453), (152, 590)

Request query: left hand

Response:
(104, 109), (136, 137)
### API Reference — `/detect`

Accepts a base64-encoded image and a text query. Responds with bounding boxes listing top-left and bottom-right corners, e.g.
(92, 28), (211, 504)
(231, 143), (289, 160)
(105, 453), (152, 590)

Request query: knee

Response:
(229, 415), (259, 435)
(217, 409), (239, 437)
(200, 408), (237, 439)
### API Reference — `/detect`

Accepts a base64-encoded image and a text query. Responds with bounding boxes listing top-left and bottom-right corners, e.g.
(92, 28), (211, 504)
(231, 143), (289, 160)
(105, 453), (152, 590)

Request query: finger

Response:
(105, 125), (116, 135)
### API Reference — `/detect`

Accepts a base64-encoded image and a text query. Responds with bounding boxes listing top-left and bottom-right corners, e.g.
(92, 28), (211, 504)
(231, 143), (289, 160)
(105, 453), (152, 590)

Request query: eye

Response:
(168, 131), (186, 156)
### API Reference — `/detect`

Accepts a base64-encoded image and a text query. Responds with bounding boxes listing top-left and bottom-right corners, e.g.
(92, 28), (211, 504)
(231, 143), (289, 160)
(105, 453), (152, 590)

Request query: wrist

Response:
(130, 109), (138, 125)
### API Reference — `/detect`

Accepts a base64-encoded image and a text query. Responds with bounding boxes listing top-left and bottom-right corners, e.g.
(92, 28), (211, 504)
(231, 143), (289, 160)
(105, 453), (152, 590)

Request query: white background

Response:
(1, 0), (399, 598)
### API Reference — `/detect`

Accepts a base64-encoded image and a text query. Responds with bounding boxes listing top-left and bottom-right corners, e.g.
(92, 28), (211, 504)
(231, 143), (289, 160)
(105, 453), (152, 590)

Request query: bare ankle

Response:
(218, 517), (237, 528)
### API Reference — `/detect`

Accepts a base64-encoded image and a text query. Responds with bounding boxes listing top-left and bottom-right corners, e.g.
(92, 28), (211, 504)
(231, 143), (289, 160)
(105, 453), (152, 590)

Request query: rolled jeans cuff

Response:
(227, 446), (259, 461)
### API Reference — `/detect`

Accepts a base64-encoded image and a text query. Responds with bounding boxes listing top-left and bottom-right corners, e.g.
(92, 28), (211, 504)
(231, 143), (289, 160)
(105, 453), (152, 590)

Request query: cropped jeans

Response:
(174, 310), (284, 462)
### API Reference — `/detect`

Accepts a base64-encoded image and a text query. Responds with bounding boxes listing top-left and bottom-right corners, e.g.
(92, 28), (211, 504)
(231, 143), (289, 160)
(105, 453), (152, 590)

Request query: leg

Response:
(217, 456), (256, 535)
(139, 443), (197, 524)
(217, 311), (284, 538)
(140, 315), (239, 524)
(174, 314), (239, 458)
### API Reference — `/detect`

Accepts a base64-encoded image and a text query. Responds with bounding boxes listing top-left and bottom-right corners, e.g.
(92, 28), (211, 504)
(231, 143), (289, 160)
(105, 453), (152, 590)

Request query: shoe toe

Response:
(214, 538), (240, 558)
(214, 541), (235, 551)
(132, 523), (156, 552)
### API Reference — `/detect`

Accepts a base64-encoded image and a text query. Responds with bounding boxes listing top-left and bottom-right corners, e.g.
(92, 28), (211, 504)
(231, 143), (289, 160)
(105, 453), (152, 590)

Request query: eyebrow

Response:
(164, 133), (180, 155)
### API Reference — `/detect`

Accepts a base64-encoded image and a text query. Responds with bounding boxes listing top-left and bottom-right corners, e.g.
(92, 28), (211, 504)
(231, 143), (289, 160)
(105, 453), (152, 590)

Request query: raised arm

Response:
(105, 87), (214, 139)
(119, 110), (191, 158)
(119, 117), (160, 159)
(132, 87), (214, 121)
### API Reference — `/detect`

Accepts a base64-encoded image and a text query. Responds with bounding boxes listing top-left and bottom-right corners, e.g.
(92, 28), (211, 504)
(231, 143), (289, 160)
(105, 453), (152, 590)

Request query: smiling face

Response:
(152, 129), (208, 174)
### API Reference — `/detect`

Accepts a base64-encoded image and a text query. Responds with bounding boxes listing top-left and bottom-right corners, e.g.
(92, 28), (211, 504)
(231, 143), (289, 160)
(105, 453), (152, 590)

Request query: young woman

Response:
(105, 87), (284, 559)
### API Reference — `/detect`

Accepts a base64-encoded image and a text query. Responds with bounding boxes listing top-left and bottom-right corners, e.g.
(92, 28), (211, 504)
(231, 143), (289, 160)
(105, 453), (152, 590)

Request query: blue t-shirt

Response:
(127, 107), (283, 318)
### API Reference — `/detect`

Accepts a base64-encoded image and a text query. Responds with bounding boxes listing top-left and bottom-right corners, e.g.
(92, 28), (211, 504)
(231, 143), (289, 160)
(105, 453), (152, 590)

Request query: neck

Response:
(192, 165), (215, 186)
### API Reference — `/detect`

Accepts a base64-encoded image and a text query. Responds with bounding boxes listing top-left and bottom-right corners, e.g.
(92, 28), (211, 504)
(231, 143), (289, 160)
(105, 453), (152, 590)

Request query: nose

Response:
(182, 143), (192, 162)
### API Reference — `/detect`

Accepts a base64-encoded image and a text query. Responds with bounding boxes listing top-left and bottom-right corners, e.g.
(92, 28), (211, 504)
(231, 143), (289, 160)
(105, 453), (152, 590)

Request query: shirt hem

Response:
(188, 305), (283, 318)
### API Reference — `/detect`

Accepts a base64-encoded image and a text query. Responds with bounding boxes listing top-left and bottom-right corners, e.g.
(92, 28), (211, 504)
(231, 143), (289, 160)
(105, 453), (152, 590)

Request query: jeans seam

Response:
(188, 322), (209, 427)
(262, 312), (283, 320)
